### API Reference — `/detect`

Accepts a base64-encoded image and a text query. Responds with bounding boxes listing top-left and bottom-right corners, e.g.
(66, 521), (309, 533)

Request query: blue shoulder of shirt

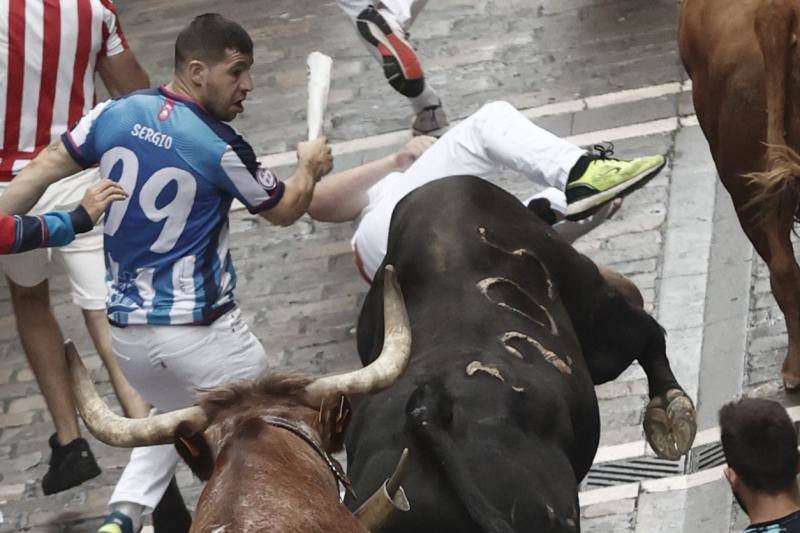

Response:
(175, 102), (259, 174)
(73, 88), (161, 129)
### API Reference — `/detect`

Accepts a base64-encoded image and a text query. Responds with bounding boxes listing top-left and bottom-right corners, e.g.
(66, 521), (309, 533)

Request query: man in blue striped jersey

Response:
(0, 13), (332, 533)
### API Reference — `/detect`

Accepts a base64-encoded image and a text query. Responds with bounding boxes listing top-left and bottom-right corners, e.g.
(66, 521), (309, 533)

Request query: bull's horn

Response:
(385, 447), (409, 496)
(303, 265), (411, 403)
(66, 341), (209, 447)
(355, 448), (411, 531)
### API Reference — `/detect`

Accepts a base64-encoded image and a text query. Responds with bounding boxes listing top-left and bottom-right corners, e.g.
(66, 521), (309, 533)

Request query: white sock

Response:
(409, 85), (440, 113)
(110, 502), (144, 532)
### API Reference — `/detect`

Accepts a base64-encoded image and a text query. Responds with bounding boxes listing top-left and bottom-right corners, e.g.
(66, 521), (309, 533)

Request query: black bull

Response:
(344, 176), (696, 533)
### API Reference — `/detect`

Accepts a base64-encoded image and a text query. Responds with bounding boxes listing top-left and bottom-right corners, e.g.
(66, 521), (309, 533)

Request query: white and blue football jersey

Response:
(62, 86), (284, 325)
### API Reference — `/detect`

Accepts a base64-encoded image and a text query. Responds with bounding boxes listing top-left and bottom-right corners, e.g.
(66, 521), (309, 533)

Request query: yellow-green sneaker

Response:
(565, 146), (666, 220)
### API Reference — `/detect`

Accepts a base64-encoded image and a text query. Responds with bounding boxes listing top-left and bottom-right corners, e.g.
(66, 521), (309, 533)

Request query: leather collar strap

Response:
(260, 415), (355, 499)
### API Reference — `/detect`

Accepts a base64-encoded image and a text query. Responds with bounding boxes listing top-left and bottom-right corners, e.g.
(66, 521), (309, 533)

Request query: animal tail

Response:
(744, 0), (800, 219)
(405, 380), (516, 533)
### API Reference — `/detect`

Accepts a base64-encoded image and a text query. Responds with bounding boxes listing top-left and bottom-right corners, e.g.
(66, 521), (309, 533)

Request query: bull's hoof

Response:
(782, 355), (800, 392)
(781, 367), (800, 392)
(643, 389), (696, 460)
(782, 376), (800, 392)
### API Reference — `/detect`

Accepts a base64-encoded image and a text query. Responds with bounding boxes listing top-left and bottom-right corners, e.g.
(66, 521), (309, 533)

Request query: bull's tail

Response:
(405, 381), (516, 533)
(745, 0), (800, 218)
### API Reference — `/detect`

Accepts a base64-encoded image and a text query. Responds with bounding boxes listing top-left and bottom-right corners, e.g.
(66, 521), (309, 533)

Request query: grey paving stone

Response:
(583, 512), (636, 533)
(571, 95), (678, 136)
(682, 478), (734, 533)
(6, 395), (46, 415)
(595, 379), (649, 401)
(0, 412), (34, 430)
(677, 90), (695, 117)
(583, 498), (637, 519)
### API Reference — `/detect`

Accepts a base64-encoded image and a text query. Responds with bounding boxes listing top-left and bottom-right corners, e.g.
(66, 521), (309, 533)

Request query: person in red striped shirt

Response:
(0, 0), (150, 496)
(0, 179), (126, 253)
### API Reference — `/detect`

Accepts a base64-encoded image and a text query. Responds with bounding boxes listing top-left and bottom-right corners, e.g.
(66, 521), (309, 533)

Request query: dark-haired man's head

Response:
(174, 14), (254, 121)
(720, 398), (800, 518)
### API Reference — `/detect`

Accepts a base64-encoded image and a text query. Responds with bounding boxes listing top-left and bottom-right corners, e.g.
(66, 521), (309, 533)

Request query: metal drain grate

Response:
(581, 442), (729, 490)
(688, 442), (725, 473)
(578, 411), (800, 491)
(581, 456), (685, 489)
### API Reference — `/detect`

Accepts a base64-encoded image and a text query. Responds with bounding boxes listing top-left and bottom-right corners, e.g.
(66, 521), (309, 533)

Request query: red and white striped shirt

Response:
(0, 0), (128, 180)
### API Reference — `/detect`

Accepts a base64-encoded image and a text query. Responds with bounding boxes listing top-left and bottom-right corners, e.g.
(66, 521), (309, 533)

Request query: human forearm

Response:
(20, 208), (91, 251)
(260, 166), (316, 226)
(309, 135), (436, 222)
(308, 154), (400, 222)
(0, 206), (92, 254)
(259, 137), (332, 226)
(0, 177), (49, 215)
(0, 142), (80, 215)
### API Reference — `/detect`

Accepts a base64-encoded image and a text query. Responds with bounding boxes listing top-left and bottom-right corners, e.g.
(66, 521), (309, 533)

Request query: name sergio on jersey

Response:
(130, 123), (173, 149)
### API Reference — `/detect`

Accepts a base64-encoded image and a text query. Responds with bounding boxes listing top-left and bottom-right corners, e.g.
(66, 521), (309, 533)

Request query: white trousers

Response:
(352, 100), (586, 280)
(336, 0), (428, 29)
(108, 307), (272, 512)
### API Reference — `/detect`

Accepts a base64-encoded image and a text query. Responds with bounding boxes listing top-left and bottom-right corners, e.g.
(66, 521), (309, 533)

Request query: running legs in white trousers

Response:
(107, 308), (271, 522)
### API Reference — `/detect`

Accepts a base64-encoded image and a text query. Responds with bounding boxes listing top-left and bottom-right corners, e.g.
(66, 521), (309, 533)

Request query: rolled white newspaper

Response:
(306, 51), (333, 141)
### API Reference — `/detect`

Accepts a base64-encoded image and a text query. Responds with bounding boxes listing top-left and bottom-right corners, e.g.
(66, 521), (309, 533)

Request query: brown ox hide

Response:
(679, 0), (800, 387)
(175, 375), (367, 533)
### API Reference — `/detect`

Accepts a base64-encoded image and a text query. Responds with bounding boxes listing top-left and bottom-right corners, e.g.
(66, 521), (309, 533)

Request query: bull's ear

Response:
(527, 197), (557, 225)
(175, 421), (215, 481)
(323, 394), (352, 453)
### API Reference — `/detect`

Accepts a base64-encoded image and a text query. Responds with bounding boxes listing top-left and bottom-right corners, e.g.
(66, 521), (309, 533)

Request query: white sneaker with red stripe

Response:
(356, 6), (425, 98)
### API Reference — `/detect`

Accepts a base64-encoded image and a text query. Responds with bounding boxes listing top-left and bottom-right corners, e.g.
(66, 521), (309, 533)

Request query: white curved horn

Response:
(66, 341), (208, 447)
(303, 265), (411, 403)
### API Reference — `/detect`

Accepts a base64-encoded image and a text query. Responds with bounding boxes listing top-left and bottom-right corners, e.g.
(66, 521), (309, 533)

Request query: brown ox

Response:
(69, 267), (411, 532)
(679, 0), (800, 388)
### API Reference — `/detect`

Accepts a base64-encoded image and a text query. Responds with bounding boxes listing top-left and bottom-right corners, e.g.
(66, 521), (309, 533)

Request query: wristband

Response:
(68, 205), (94, 234)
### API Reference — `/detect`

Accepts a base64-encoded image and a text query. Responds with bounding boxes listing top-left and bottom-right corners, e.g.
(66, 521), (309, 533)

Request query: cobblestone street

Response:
(0, 0), (796, 531)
